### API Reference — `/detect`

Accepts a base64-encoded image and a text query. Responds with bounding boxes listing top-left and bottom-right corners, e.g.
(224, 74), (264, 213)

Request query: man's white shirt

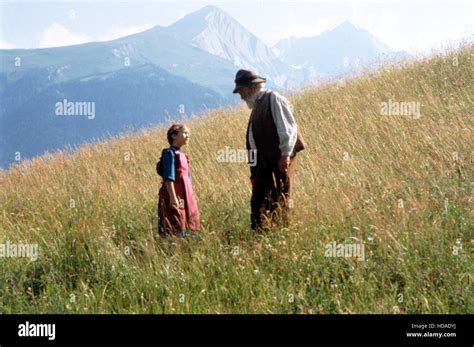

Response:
(248, 88), (298, 156)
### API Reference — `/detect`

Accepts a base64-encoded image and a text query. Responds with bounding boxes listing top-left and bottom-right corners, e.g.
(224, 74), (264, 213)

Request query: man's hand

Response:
(278, 155), (290, 173)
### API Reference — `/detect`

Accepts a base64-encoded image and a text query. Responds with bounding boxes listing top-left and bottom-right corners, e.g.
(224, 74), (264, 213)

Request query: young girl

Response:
(157, 124), (200, 237)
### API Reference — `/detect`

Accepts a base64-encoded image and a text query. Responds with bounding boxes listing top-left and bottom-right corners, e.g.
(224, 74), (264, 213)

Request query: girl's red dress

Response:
(158, 147), (200, 236)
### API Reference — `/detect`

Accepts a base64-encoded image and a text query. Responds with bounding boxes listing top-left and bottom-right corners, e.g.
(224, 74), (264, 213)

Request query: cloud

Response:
(278, 18), (342, 39)
(36, 22), (155, 48)
(97, 23), (155, 42)
(0, 39), (16, 49)
(38, 22), (90, 48)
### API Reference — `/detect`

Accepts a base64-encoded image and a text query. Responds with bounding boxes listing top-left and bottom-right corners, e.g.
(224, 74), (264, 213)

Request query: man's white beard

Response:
(245, 92), (259, 109)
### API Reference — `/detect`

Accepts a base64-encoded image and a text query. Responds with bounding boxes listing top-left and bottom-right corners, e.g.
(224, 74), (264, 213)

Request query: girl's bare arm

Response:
(165, 181), (179, 210)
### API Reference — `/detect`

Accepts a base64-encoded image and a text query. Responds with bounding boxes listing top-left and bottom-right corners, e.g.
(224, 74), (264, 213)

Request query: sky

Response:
(0, 0), (473, 54)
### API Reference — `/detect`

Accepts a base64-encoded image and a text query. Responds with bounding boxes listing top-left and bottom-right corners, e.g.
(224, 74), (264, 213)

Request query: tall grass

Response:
(0, 45), (472, 313)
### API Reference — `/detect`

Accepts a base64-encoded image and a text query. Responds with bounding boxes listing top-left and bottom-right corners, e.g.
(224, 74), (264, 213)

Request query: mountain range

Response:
(0, 5), (409, 168)
(273, 20), (408, 81)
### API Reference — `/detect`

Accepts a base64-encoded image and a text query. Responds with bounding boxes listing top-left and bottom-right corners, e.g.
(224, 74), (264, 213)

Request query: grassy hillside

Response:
(0, 45), (472, 314)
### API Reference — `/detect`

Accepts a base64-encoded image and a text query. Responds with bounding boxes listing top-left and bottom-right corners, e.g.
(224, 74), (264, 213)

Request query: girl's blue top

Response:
(162, 146), (180, 181)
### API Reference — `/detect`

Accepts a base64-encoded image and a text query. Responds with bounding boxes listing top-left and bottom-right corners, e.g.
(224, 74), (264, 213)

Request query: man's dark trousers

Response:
(250, 157), (296, 230)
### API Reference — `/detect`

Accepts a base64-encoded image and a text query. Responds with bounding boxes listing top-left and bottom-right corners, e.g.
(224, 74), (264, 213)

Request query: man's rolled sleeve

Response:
(270, 92), (298, 156)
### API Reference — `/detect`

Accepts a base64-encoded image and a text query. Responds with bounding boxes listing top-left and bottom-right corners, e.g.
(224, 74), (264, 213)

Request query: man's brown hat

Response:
(232, 69), (267, 93)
